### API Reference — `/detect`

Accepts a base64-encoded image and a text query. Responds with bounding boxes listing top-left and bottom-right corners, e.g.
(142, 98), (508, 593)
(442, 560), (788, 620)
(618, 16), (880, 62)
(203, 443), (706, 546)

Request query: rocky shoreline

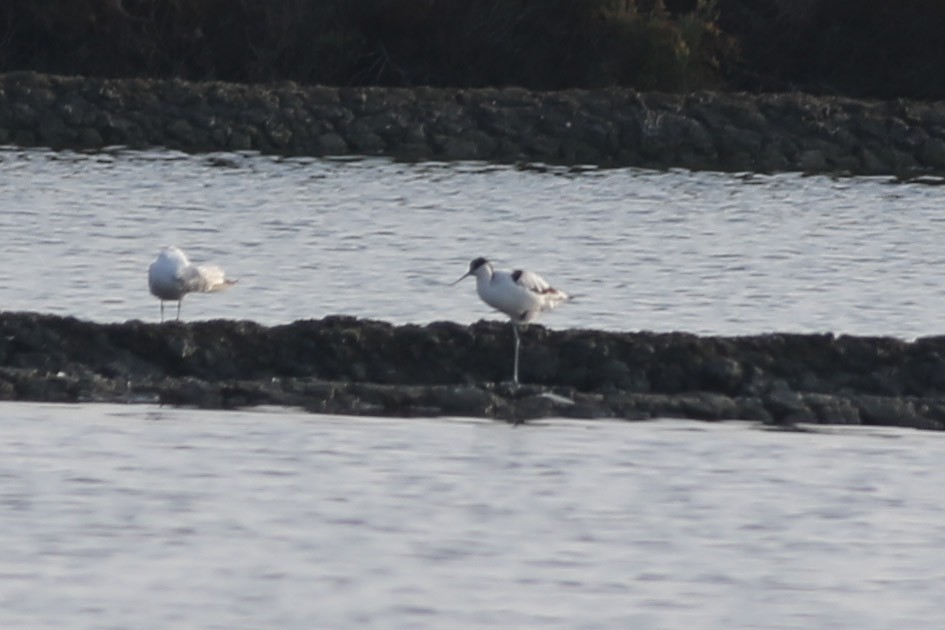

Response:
(2, 312), (945, 429)
(3, 71), (945, 175)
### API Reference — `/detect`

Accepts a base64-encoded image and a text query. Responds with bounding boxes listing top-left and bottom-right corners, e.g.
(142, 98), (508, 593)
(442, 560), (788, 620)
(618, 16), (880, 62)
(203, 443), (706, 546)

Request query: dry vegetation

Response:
(0, 0), (733, 91)
(1, 0), (944, 97)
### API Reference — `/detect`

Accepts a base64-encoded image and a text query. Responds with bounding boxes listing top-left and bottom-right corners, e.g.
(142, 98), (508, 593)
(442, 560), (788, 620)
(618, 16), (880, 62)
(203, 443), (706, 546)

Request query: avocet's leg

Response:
(160, 300), (165, 323)
(176, 299), (182, 321)
(512, 323), (521, 384)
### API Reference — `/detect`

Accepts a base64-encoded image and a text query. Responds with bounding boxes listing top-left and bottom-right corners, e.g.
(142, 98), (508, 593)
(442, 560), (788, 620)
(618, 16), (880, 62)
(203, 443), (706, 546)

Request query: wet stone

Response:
(0, 72), (944, 175)
(316, 132), (347, 154)
(3, 311), (945, 429)
(0, 292), (945, 429)
(13, 129), (35, 145)
(76, 127), (104, 147)
(227, 130), (253, 150)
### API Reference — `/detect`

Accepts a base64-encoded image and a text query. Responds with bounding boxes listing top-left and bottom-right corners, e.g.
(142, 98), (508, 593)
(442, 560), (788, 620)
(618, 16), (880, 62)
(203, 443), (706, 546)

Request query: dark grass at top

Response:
(2, 0), (945, 98)
(0, 0), (731, 92)
(718, 0), (945, 99)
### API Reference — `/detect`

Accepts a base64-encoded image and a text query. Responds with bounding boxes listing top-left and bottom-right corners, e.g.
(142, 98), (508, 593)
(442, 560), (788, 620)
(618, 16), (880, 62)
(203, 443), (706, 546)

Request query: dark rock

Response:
(58, 94), (97, 126)
(11, 101), (36, 126)
(3, 311), (945, 429)
(803, 393), (861, 425)
(678, 392), (741, 420)
(2, 72), (945, 174)
(765, 390), (816, 423)
(423, 385), (496, 417)
(511, 394), (556, 422)
(228, 130), (253, 151)
(315, 132), (348, 154)
(859, 148), (888, 174)
(37, 113), (73, 145)
(345, 122), (386, 153)
(734, 397), (772, 422)
(265, 120), (292, 147)
(798, 149), (827, 171)
(700, 356), (744, 395)
(166, 118), (195, 141)
(434, 135), (482, 160)
(76, 127), (104, 147)
(919, 138), (945, 168)
(13, 129), (35, 145)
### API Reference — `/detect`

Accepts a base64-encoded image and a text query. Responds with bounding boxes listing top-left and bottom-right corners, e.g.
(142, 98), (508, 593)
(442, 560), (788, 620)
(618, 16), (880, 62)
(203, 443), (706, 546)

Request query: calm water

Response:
(1, 147), (945, 336)
(1, 403), (944, 629)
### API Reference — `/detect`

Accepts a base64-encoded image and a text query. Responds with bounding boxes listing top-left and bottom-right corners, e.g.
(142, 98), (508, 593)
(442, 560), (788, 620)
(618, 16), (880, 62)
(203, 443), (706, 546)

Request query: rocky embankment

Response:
(3, 312), (945, 428)
(3, 71), (945, 175)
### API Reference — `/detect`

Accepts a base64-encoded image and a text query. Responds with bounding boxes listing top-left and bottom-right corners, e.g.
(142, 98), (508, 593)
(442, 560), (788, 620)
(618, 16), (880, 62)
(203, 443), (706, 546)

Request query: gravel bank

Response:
(3, 72), (945, 175)
(2, 312), (944, 428)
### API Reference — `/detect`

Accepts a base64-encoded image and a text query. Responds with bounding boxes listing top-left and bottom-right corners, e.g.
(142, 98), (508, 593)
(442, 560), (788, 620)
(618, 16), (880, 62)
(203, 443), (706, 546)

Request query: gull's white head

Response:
(157, 245), (189, 264)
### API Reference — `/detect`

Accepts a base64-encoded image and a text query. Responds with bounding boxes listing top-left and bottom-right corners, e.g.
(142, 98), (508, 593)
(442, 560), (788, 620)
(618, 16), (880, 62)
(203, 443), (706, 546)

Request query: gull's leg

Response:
(160, 300), (165, 323)
(512, 323), (521, 385)
(176, 299), (182, 321)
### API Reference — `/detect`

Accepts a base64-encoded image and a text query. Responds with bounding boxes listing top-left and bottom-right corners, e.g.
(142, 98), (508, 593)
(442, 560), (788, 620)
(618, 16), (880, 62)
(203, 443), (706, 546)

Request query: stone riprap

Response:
(2, 312), (945, 428)
(3, 71), (945, 175)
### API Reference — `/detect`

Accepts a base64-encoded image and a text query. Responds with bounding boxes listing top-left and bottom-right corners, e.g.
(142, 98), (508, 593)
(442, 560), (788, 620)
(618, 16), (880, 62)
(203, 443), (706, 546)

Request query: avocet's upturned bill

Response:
(452, 257), (571, 384)
(148, 246), (236, 322)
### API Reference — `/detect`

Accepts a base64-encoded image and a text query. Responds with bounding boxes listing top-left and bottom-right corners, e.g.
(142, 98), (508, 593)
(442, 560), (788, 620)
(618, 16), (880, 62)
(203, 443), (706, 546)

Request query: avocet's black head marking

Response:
(451, 257), (491, 286)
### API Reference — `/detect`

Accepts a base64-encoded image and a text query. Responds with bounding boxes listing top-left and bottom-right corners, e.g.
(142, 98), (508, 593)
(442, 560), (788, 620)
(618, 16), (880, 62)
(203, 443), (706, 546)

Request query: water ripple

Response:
(1, 148), (944, 337)
(8, 406), (932, 628)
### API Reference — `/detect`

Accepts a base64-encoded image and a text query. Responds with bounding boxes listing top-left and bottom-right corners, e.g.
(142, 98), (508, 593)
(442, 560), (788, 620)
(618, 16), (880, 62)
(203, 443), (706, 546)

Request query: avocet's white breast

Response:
(453, 256), (572, 384)
(466, 259), (569, 324)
